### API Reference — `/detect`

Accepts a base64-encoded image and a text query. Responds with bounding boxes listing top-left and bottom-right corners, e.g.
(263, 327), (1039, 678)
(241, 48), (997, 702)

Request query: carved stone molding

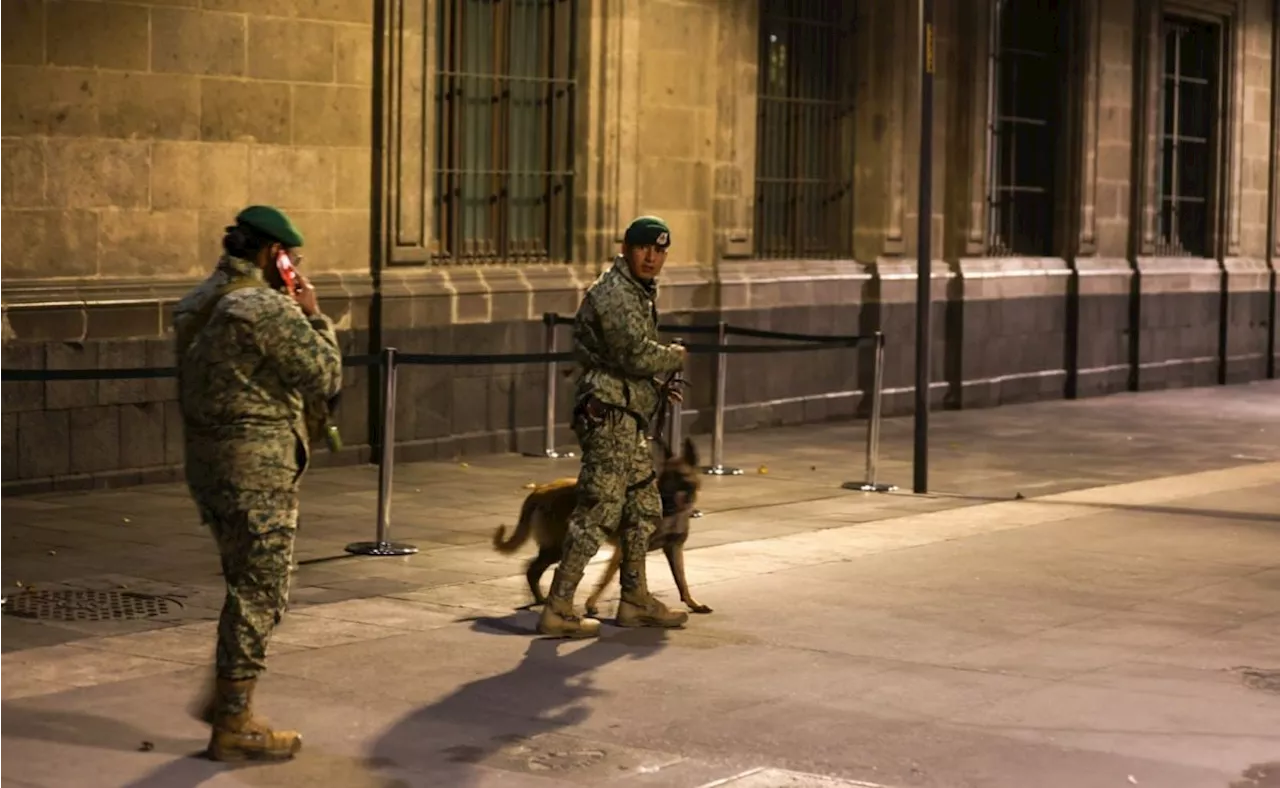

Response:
(376, 0), (434, 267)
(1075, 0), (1102, 257)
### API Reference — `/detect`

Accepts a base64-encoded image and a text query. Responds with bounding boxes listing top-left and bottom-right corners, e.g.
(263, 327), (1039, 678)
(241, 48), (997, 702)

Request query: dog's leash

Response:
(651, 337), (689, 445)
(641, 368), (685, 514)
(650, 369), (686, 446)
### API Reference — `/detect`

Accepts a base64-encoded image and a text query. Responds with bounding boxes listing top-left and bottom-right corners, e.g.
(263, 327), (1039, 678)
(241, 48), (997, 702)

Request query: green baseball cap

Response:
(235, 205), (305, 248)
(623, 215), (671, 248)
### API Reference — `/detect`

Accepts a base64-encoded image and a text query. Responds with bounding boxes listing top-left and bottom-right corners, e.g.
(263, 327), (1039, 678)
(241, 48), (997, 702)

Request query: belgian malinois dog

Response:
(493, 437), (712, 616)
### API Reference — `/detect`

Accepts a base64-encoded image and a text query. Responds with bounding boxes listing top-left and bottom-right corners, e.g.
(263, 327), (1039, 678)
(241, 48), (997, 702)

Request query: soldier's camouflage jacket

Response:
(174, 255), (343, 495)
(572, 256), (684, 429)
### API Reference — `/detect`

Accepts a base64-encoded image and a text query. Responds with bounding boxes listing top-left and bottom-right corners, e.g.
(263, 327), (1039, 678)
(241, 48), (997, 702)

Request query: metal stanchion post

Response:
(346, 347), (420, 556)
(704, 321), (742, 476)
(524, 313), (575, 459)
(844, 332), (897, 493)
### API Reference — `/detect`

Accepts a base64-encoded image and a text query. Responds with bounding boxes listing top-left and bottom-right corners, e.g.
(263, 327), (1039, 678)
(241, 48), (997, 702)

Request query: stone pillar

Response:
(1222, 0), (1278, 383)
(1074, 0), (1140, 398)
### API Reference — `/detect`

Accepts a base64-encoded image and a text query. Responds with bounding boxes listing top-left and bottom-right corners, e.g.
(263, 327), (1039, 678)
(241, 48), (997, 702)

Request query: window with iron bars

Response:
(754, 0), (854, 259)
(1155, 16), (1221, 258)
(985, 0), (1067, 257)
(434, 0), (577, 263)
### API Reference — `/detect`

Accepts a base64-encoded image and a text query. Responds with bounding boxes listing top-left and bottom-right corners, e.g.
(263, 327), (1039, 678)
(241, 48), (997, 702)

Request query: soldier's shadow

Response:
(367, 616), (670, 786)
(3, 614), (666, 788)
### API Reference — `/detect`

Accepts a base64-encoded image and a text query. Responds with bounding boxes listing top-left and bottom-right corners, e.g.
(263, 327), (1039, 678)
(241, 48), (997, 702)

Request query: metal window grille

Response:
(754, 0), (855, 259)
(434, 0), (577, 264)
(985, 0), (1064, 257)
(1155, 16), (1220, 258)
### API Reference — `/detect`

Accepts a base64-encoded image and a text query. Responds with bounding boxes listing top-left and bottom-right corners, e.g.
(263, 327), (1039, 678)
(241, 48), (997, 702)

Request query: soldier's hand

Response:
(671, 343), (688, 367)
(292, 273), (320, 317)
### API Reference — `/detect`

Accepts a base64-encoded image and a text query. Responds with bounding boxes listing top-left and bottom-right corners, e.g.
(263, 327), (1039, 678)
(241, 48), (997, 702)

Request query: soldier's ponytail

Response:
(221, 222), (271, 261)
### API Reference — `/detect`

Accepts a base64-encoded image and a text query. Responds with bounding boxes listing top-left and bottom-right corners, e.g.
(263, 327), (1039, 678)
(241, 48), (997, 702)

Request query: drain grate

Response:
(2, 589), (181, 622)
(525, 747), (607, 773)
(467, 732), (674, 780)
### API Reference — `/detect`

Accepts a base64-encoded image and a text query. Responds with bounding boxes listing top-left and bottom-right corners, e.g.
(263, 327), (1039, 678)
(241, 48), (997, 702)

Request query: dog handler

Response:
(174, 206), (342, 760)
(539, 215), (692, 638)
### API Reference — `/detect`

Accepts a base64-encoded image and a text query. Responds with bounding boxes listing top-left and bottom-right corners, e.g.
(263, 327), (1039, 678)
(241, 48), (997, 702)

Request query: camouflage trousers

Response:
(193, 489), (299, 682)
(559, 408), (661, 592)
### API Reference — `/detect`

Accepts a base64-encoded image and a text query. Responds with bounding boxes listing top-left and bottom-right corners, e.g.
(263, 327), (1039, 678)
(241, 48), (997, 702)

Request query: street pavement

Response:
(2, 381), (1278, 787)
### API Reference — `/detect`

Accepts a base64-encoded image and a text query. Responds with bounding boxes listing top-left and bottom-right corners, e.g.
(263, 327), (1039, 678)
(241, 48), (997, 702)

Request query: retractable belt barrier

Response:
(2, 321), (897, 558)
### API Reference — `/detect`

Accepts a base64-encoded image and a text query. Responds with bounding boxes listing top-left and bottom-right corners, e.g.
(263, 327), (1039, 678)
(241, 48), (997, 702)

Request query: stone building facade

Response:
(2, 0), (1277, 493)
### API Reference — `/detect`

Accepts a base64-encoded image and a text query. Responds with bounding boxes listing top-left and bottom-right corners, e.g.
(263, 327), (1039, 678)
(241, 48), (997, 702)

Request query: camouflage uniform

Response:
(539, 216), (690, 638)
(175, 206), (341, 760)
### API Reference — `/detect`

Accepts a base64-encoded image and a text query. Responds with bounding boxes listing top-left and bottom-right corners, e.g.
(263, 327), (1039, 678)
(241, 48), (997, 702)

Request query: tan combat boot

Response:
(537, 567), (601, 639)
(207, 677), (303, 762)
(616, 558), (689, 629)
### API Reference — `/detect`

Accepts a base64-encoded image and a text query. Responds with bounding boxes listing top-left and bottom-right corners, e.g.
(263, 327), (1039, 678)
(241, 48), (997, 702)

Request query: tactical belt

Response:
(573, 395), (648, 436)
(574, 395), (658, 495)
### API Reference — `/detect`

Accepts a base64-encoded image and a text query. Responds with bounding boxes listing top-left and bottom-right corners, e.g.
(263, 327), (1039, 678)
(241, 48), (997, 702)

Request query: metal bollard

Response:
(843, 332), (897, 493)
(703, 320), (742, 476)
(524, 313), (575, 460)
(346, 347), (420, 556)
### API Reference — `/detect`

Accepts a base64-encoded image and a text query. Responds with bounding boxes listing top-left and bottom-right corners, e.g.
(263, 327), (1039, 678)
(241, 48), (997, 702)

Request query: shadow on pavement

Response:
(365, 614), (670, 786)
(2, 613), (668, 788)
(1231, 762), (1280, 788)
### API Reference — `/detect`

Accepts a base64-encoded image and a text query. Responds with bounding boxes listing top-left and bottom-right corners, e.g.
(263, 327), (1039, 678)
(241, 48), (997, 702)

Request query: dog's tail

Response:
(492, 494), (538, 553)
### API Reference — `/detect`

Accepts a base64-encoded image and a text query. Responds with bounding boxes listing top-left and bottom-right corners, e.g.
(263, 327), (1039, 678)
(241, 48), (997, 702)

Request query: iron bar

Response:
(913, 0), (935, 495)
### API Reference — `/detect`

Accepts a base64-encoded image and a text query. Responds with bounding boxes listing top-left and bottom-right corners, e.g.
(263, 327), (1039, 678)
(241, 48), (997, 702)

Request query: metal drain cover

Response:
(2, 589), (181, 622)
(463, 732), (679, 781)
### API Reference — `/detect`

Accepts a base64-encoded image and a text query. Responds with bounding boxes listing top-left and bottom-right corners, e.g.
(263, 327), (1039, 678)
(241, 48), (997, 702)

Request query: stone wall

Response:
(1, 0), (374, 281)
(1, 0), (378, 490)
(2, 0), (1277, 495)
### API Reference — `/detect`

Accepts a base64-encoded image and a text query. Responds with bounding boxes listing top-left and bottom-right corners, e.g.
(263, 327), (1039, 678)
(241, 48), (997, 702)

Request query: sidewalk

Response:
(2, 454), (1278, 787)
(3, 382), (1277, 652)
(2, 383), (1279, 787)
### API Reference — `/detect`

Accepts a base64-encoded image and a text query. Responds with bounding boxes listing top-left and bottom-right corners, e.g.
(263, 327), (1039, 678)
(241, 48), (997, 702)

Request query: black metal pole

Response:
(912, 0), (936, 495)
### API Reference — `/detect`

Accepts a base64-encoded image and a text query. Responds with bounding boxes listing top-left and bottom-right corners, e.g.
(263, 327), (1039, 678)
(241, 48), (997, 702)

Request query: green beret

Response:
(235, 205), (305, 248)
(623, 215), (671, 248)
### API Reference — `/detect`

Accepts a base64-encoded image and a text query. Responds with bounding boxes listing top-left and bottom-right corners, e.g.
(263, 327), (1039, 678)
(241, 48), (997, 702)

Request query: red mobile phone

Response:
(275, 250), (300, 294)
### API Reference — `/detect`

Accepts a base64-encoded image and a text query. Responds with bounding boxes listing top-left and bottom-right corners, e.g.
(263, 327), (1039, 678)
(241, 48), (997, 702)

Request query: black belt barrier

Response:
(1, 319), (896, 558)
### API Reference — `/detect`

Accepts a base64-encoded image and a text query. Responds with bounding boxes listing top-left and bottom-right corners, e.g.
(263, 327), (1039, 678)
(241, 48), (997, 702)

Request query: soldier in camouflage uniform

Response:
(539, 215), (692, 638)
(174, 205), (343, 761)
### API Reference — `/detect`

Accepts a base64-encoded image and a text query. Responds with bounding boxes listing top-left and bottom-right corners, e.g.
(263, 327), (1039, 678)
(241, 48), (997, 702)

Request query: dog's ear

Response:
(682, 437), (698, 468)
(651, 436), (673, 462)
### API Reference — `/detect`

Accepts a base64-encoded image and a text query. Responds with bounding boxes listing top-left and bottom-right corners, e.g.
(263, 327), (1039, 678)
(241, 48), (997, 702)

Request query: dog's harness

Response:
(659, 486), (679, 517)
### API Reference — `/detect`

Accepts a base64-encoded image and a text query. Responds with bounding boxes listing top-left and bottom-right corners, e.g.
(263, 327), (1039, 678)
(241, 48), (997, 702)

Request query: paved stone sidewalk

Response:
(3, 381), (1277, 653)
(2, 459), (1277, 787)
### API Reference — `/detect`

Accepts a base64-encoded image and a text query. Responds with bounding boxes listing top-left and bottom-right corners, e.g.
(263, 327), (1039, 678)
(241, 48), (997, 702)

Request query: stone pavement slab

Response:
(2, 457), (1278, 788)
